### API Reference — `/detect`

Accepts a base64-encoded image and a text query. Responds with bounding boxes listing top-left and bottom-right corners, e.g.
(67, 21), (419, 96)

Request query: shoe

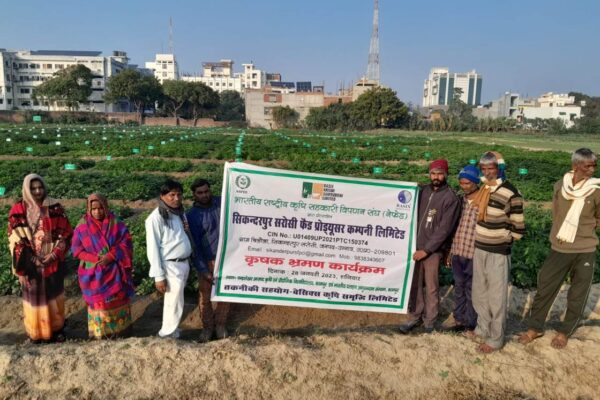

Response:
(199, 328), (214, 343)
(215, 325), (229, 340)
(398, 320), (421, 334)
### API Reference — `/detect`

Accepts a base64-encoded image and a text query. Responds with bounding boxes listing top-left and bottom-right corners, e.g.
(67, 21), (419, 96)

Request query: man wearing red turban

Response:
(399, 159), (461, 334)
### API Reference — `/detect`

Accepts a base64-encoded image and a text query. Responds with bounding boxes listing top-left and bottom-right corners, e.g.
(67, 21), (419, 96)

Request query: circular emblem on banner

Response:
(397, 190), (412, 204)
(235, 175), (251, 189)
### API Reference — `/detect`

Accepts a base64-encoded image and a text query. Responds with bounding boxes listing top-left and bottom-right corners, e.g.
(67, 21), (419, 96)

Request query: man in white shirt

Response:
(145, 179), (193, 338)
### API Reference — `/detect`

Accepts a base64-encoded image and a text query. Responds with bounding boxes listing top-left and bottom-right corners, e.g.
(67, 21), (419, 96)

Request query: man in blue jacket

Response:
(186, 179), (230, 342)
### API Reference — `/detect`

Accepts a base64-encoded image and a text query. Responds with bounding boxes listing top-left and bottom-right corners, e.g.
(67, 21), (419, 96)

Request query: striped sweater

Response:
(475, 180), (525, 255)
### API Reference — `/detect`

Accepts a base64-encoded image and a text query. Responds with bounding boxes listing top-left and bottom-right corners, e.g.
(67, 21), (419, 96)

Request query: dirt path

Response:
(0, 285), (598, 399)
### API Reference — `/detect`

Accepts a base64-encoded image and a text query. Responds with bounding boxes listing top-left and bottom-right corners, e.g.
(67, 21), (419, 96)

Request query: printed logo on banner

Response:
(235, 175), (251, 189)
(301, 182), (344, 201)
(397, 190), (412, 204)
(396, 190), (413, 209)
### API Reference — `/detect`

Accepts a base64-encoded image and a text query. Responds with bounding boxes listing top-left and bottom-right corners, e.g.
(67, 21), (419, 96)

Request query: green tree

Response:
(350, 87), (408, 129)
(305, 102), (353, 131)
(444, 87), (476, 131)
(33, 64), (93, 110)
(272, 106), (299, 128)
(216, 90), (245, 121)
(569, 92), (600, 134)
(104, 69), (163, 122)
(187, 82), (220, 126)
(162, 80), (194, 122)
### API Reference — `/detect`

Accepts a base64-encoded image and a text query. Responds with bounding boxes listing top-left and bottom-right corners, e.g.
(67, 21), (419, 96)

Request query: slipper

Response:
(550, 333), (568, 349)
(518, 329), (544, 345)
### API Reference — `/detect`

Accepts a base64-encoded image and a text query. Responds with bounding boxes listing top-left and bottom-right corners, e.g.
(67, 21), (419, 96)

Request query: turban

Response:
(429, 159), (449, 174)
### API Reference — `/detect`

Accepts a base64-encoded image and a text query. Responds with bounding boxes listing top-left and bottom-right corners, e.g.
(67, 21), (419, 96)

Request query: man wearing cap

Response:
(467, 151), (525, 353)
(400, 159), (461, 334)
(519, 148), (599, 349)
(443, 165), (481, 332)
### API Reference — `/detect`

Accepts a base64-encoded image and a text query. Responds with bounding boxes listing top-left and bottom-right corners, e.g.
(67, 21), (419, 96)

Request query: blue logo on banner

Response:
(398, 190), (412, 204)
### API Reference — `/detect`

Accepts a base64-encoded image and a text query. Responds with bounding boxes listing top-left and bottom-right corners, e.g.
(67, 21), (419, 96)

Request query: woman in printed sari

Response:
(71, 193), (135, 339)
(8, 174), (73, 343)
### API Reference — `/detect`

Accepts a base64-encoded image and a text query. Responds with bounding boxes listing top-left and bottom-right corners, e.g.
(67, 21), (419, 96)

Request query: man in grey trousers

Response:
(466, 151), (525, 353)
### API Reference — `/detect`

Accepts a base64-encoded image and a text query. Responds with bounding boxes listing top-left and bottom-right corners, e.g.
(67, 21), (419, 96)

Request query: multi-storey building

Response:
(423, 67), (482, 107)
(0, 49), (130, 112)
(181, 60), (281, 96)
(144, 53), (179, 83)
(181, 59), (242, 93)
(518, 92), (581, 128)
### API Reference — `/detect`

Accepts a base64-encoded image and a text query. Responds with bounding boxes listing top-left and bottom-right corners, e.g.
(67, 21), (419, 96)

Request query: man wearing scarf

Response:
(519, 148), (599, 349)
(467, 151), (525, 353)
(146, 179), (193, 339)
(399, 159), (461, 334)
(186, 179), (230, 342)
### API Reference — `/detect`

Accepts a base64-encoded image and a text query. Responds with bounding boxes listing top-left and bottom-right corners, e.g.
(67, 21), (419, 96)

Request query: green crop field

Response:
(0, 124), (598, 295)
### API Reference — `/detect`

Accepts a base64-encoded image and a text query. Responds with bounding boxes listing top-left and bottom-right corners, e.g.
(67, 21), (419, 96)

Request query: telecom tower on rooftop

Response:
(366, 0), (380, 83)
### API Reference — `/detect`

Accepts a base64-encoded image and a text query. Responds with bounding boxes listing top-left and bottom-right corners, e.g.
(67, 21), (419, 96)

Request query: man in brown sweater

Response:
(519, 148), (600, 349)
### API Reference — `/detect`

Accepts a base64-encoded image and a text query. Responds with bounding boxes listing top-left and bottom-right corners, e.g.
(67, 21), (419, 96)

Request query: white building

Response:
(423, 67), (482, 107)
(144, 53), (179, 84)
(242, 63), (265, 90)
(181, 59), (243, 93)
(518, 92), (581, 128)
(0, 49), (130, 112)
(181, 60), (273, 96)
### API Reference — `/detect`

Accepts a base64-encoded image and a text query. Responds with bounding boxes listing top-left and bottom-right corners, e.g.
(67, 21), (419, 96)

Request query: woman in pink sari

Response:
(71, 194), (135, 339)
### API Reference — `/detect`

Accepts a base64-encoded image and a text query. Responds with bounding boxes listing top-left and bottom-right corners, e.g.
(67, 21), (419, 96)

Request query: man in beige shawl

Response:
(519, 148), (600, 349)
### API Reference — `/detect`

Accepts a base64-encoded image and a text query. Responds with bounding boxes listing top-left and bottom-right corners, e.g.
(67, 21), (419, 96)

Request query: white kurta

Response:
(145, 208), (193, 337)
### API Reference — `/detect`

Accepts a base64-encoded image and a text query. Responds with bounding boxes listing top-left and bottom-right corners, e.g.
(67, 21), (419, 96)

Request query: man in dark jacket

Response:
(400, 159), (461, 333)
(186, 179), (230, 342)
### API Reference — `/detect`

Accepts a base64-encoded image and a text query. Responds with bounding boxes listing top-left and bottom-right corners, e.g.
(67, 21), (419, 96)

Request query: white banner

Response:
(212, 162), (418, 313)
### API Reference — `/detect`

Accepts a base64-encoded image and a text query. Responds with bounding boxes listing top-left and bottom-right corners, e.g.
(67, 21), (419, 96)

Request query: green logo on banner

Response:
(235, 175), (251, 189)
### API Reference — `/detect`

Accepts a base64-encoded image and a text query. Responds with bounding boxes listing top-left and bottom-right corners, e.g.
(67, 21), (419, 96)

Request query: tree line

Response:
(28, 64), (600, 133)
(275, 86), (599, 134)
(32, 65), (245, 123)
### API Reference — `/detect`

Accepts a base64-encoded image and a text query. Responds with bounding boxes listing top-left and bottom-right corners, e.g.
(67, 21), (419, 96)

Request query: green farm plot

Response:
(0, 124), (598, 295)
(384, 130), (600, 153)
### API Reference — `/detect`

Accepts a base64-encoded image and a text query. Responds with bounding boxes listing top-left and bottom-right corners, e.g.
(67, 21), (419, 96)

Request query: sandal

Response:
(518, 329), (544, 345)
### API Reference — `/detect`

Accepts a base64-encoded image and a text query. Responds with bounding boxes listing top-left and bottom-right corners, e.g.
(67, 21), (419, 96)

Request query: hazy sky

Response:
(2, 0), (599, 104)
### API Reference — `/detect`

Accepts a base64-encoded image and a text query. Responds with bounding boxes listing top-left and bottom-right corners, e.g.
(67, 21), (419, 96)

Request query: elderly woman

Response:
(8, 174), (72, 343)
(71, 193), (135, 339)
